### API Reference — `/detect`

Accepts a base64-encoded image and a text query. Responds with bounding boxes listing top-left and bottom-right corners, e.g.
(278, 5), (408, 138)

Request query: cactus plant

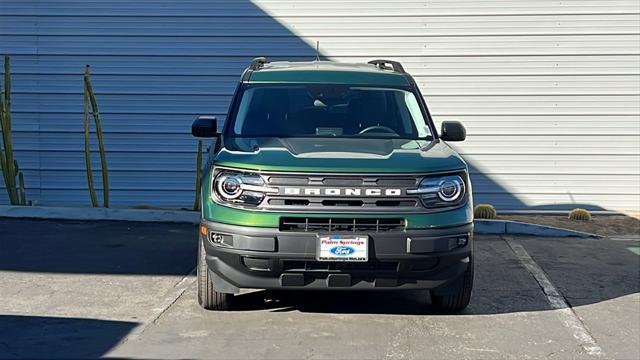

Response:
(474, 204), (497, 219)
(0, 148), (11, 203)
(193, 140), (203, 211)
(0, 55), (27, 205)
(18, 171), (26, 205)
(83, 65), (109, 207)
(83, 71), (99, 207)
(569, 208), (591, 221)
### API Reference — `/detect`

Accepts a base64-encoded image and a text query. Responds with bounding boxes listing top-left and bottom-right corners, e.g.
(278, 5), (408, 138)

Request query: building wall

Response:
(1, 0), (639, 211)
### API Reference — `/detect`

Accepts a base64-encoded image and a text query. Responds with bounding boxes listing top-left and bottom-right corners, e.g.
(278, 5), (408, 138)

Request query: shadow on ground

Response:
(0, 315), (137, 358)
(0, 219), (197, 275)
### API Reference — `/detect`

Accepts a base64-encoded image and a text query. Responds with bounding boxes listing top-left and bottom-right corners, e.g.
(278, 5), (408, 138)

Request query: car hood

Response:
(215, 137), (466, 173)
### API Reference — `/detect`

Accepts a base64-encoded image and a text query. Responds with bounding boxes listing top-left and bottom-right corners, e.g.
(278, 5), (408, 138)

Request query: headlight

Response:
(216, 174), (243, 199)
(407, 174), (466, 208)
(212, 170), (277, 206)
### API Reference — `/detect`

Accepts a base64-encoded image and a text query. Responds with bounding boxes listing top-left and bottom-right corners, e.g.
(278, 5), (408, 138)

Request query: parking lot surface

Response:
(0, 219), (638, 359)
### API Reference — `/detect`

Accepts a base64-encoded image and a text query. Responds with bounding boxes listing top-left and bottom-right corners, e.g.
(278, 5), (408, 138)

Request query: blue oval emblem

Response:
(330, 246), (355, 256)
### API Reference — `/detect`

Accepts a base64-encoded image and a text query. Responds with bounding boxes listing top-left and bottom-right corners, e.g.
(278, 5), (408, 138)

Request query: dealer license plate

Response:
(317, 235), (368, 262)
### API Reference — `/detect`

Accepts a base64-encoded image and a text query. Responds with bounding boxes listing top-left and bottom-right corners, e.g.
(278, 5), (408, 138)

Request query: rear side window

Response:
(229, 84), (431, 139)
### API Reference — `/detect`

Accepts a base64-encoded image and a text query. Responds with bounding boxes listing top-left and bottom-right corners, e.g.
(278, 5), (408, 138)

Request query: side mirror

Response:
(192, 115), (218, 137)
(440, 121), (466, 142)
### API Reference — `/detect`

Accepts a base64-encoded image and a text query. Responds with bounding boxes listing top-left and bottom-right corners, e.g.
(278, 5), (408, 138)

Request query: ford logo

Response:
(330, 246), (355, 256)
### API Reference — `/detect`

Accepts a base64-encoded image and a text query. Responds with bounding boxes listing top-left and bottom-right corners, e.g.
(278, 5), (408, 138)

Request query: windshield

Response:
(227, 84), (432, 139)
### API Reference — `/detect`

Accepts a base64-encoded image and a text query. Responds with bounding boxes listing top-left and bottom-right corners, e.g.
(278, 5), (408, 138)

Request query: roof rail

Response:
(368, 59), (406, 74)
(249, 57), (267, 70)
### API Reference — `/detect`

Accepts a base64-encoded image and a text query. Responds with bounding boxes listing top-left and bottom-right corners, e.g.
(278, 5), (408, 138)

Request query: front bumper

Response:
(201, 219), (473, 293)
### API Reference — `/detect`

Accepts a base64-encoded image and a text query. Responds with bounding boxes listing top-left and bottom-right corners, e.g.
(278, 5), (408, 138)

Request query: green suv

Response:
(193, 58), (473, 311)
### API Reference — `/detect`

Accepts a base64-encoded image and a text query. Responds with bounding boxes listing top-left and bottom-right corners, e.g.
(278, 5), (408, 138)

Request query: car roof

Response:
(246, 61), (410, 86)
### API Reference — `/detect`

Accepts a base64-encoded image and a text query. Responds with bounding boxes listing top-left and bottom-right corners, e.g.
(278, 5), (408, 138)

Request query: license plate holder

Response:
(317, 234), (368, 262)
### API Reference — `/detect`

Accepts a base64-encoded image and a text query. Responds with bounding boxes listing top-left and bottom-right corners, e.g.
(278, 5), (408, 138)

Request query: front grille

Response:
(259, 172), (423, 213)
(279, 217), (406, 232)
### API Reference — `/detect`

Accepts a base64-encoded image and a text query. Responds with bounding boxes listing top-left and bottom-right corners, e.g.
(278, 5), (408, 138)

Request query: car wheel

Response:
(429, 255), (474, 312)
(197, 236), (232, 310)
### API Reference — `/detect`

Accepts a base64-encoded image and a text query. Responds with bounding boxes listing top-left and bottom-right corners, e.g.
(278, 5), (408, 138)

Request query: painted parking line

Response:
(627, 247), (640, 256)
(502, 236), (604, 357)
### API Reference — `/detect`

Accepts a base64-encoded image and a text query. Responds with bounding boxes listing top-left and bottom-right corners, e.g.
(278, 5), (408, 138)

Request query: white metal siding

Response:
(0, 0), (639, 211)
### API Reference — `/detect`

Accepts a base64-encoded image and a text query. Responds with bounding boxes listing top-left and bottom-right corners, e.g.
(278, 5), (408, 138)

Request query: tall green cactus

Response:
(83, 68), (99, 207)
(18, 171), (26, 205)
(193, 140), (203, 211)
(83, 65), (109, 207)
(0, 55), (27, 205)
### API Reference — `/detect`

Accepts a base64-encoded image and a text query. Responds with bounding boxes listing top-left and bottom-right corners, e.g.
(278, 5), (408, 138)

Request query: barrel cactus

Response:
(569, 208), (591, 221)
(474, 204), (497, 219)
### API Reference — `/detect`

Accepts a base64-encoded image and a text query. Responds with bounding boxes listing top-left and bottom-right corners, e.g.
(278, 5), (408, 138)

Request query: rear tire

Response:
(430, 255), (474, 312)
(197, 236), (232, 310)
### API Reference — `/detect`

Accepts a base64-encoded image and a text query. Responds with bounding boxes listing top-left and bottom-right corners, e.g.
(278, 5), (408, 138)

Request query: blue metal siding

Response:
(1, 1), (639, 211)
(0, 0), (306, 207)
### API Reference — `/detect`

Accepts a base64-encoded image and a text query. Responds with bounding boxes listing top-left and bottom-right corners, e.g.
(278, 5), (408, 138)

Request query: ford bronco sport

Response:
(192, 58), (473, 311)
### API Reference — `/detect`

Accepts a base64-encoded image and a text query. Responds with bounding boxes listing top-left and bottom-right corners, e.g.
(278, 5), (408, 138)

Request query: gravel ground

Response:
(500, 214), (640, 237)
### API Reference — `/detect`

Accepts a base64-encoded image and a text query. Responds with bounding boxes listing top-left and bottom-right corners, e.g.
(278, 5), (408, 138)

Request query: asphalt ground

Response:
(0, 219), (638, 359)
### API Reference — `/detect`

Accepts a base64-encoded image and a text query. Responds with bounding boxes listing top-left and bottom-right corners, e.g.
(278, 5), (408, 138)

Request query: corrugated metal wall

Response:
(1, 0), (639, 211)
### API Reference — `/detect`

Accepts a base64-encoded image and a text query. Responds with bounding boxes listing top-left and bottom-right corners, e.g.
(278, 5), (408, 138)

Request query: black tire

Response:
(430, 256), (474, 312)
(197, 236), (233, 310)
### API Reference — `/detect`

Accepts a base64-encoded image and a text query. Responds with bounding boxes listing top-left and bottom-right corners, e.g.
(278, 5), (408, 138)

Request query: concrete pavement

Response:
(0, 219), (638, 359)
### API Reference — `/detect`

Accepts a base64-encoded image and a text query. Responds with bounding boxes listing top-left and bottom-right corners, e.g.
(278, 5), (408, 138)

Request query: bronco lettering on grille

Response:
(281, 187), (403, 197)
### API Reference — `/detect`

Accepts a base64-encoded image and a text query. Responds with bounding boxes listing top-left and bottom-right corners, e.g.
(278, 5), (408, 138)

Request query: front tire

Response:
(429, 255), (474, 312)
(197, 236), (233, 310)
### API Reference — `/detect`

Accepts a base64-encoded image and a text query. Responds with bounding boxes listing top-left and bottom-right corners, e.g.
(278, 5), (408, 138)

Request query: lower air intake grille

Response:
(279, 217), (405, 232)
(282, 261), (399, 272)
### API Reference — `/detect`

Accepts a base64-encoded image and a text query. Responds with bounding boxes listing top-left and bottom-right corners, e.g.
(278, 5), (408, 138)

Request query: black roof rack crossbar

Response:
(249, 57), (267, 70)
(368, 59), (406, 74)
